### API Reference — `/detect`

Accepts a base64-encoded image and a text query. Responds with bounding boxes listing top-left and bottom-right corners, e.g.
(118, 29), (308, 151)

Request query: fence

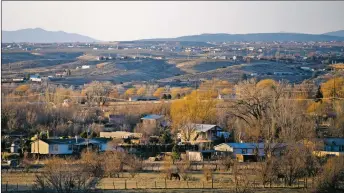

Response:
(1, 177), (313, 192)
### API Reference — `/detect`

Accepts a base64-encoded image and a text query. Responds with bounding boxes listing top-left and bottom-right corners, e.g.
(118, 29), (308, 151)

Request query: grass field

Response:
(1, 171), (310, 192)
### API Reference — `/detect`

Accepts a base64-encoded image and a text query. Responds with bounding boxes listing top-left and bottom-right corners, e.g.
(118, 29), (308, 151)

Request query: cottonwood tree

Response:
(170, 90), (217, 142)
(275, 144), (307, 186)
(82, 81), (113, 106)
(315, 156), (344, 193)
(34, 157), (92, 193)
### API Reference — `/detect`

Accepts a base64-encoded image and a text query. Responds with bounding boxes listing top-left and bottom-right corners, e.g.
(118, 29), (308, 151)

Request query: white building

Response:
(81, 65), (90, 69)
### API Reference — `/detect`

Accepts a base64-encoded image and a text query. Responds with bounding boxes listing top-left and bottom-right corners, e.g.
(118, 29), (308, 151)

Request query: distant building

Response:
(273, 72), (294, 76)
(30, 75), (42, 82)
(81, 65), (90, 69)
(141, 114), (165, 128)
(214, 143), (286, 162)
(99, 131), (142, 139)
(129, 96), (158, 101)
(314, 138), (344, 157)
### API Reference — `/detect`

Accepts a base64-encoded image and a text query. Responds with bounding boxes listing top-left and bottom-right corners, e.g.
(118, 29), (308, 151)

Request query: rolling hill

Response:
(2, 28), (98, 43)
(139, 32), (344, 42)
(323, 30), (344, 37)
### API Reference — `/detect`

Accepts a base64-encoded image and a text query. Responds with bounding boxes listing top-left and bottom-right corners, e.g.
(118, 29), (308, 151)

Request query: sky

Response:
(3, 1), (344, 41)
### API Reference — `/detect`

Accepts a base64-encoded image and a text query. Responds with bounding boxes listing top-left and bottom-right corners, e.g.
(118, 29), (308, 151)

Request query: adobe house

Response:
(178, 124), (230, 144)
(31, 137), (111, 155)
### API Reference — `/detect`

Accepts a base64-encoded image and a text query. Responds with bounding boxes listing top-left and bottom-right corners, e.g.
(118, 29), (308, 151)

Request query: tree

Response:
(136, 87), (146, 96)
(124, 88), (137, 98)
(275, 144), (307, 186)
(171, 88), (182, 99)
(315, 86), (324, 103)
(315, 156), (344, 193)
(170, 90), (217, 142)
(171, 145), (180, 163)
(219, 156), (234, 171)
(81, 150), (105, 177)
(221, 88), (232, 95)
(241, 73), (248, 81)
(15, 84), (30, 95)
(82, 81), (113, 106)
(176, 160), (191, 180)
(103, 151), (125, 178)
(108, 89), (119, 99)
(321, 77), (344, 98)
(153, 87), (165, 98)
(33, 157), (93, 193)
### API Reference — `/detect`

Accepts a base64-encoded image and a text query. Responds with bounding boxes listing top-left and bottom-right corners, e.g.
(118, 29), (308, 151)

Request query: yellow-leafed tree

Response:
(136, 87), (146, 96)
(153, 87), (165, 98)
(321, 77), (344, 98)
(170, 90), (217, 142)
(124, 88), (137, 97)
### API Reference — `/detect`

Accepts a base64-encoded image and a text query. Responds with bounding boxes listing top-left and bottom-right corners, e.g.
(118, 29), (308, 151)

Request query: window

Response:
(53, 145), (58, 151)
(339, 146), (344, 152)
(242, 149), (247, 154)
(68, 145), (73, 151)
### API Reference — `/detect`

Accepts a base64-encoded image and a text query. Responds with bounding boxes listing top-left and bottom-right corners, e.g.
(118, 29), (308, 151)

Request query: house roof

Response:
(223, 143), (265, 149)
(100, 131), (142, 139)
(194, 124), (221, 133)
(30, 75), (40, 78)
(215, 142), (286, 149)
(141, 114), (163, 120)
(324, 138), (344, 146)
(40, 138), (110, 145)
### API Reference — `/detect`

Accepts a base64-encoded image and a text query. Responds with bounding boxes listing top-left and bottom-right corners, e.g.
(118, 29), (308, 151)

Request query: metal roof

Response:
(215, 143), (286, 149)
(224, 143), (265, 149)
(141, 114), (163, 120)
(324, 138), (344, 146)
(194, 124), (220, 132)
(40, 138), (110, 145)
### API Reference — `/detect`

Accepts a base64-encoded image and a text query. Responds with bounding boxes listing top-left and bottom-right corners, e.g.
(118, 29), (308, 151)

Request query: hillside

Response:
(323, 30), (344, 37)
(2, 28), (98, 43)
(139, 33), (344, 42)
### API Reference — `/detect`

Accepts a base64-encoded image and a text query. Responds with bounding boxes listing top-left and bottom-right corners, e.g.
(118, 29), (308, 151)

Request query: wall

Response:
(48, 144), (73, 155)
(187, 151), (203, 161)
(31, 140), (49, 154)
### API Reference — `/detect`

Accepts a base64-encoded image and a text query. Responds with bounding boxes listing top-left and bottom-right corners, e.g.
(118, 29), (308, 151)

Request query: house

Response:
(129, 96), (158, 101)
(141, 114), (165, 128)
(29, 75), (42, 82)
(31, 137), (111, 155)
(186, 150), (216, 161)
(108, 114), (126, 126)
(99, 131), (142, 139)
(178, 124), (229, 143)
(314, 138), (344, 157)
(81, 65), (90, 69)
(214, 143), (286, 162)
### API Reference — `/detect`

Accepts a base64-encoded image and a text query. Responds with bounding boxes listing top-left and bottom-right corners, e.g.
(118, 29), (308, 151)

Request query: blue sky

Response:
(3, 1), (344, 41)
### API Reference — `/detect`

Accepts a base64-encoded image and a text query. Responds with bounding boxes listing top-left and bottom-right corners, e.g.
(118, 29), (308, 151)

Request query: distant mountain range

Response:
(139, 31), (344, 42)
(2, 28), (98, 43)
(2, 28), (344, 43)
(323, 30), (344, 37)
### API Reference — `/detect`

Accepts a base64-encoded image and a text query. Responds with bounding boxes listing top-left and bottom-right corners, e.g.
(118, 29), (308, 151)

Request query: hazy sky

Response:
(3, 1), (344, 41)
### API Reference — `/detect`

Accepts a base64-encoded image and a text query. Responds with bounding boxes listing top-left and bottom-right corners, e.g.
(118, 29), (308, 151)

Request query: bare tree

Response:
(33, 157), (92, 193)
(83, 81), (113, 106)
(315, 156), (344, 193)
(275, 144), (307, 186)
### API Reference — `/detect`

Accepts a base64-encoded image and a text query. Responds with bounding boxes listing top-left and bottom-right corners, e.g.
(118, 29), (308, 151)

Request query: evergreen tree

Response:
(315, 86), (323, 103)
